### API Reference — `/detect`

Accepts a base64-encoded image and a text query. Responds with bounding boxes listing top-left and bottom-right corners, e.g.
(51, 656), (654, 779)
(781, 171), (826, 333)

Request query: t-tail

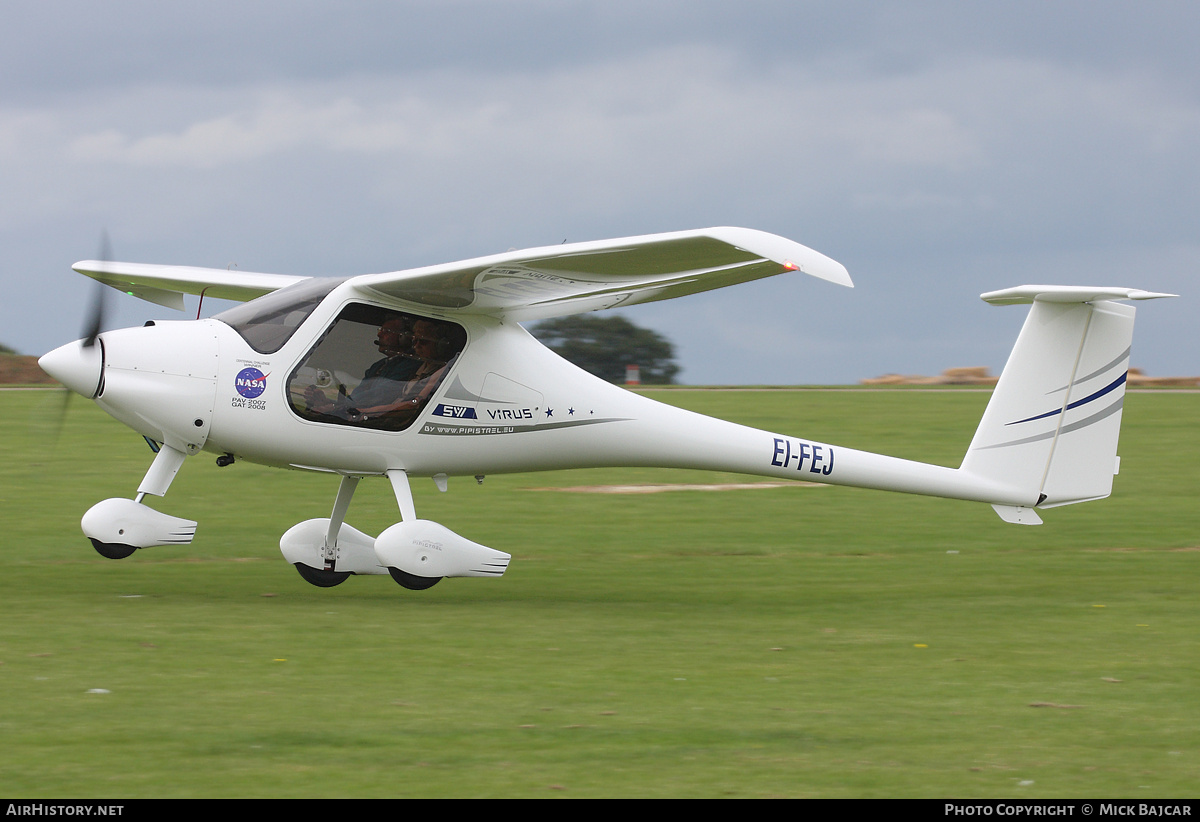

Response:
(961, 286), (1176, 525)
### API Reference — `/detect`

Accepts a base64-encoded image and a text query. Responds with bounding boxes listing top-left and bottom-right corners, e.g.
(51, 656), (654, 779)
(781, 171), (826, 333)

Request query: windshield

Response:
(214, 276), (347, 354)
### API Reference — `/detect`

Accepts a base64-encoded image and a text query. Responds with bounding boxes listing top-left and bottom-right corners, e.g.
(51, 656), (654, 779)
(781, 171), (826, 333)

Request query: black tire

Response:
(89, 539), (137, 560)
(388, 567), (442, 590)
(294, 562), (351, 588)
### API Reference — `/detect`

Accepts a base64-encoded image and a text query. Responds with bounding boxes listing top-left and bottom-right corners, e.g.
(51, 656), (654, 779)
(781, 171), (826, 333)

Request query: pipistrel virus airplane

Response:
(40, 227), (1174, 591)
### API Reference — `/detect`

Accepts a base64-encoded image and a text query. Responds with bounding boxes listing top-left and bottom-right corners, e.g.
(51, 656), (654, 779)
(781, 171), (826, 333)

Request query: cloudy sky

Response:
(3, 1), (1195, 384)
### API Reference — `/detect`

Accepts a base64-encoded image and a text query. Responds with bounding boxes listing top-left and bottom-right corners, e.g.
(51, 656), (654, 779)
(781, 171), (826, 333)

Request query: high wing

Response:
(71, 260), (308, 310)
(351, 227), (852, 321)
(73, 227), (851, 318)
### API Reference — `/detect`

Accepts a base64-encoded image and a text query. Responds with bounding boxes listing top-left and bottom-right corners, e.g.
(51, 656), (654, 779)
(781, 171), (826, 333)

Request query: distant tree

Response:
(0, 342), (17, 355)
(529, 315), (680, 384)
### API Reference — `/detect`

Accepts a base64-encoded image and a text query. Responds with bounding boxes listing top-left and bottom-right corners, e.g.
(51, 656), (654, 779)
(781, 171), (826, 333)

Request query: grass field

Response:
(1, 387), (1197, 798)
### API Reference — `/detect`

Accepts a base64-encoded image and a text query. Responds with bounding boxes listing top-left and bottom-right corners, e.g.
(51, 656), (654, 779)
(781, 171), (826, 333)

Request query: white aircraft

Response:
(39, 227), (1174, 591)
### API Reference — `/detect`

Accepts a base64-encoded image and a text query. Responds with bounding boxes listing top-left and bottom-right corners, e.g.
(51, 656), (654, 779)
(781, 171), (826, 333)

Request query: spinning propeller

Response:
(80, 232), (112, 349)
(43, 233), (114, 437)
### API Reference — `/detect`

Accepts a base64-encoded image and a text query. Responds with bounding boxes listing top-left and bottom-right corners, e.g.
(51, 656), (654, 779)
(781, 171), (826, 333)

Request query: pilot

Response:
(303, 315), (422, 417)
(349, 319), (454, 419)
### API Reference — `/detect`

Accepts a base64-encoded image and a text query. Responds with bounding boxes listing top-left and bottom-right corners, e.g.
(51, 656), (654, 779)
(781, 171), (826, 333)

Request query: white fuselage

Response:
(82, 280), (1032, 508)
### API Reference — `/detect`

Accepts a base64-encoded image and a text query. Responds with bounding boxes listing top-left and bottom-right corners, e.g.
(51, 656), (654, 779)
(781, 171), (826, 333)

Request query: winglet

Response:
(706, 227), (853, 288)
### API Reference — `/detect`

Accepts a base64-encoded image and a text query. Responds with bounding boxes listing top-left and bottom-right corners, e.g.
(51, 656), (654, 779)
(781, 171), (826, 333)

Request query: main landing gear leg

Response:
(293, 475), (358, 587)
(384, 470), (442, 591)
(281, 473), (379, 586)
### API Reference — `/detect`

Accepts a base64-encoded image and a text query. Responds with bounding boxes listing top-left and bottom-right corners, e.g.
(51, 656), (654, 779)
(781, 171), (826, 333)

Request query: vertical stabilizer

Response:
(962, 286), (1173, 514)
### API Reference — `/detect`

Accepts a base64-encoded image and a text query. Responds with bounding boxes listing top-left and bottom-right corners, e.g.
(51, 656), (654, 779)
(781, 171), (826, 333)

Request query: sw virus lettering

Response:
(770, 437), (835, 476)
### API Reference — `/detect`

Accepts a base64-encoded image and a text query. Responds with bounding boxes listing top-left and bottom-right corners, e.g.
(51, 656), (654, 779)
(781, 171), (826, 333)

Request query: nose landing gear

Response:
(81, 446), (198, 559)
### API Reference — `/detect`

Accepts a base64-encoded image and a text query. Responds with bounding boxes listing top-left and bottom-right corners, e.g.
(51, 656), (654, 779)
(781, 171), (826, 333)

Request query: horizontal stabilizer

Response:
(981, 285), (1177, 306)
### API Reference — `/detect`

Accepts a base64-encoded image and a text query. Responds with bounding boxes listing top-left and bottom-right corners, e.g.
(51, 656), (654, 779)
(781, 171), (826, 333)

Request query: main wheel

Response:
(294, 562), (351, 588)
(90, 539), (137, 560)
(388, 567), (442, 590)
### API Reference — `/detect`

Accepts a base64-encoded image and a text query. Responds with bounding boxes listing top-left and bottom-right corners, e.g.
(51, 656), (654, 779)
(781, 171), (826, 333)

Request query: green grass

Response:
(1, 388), (1197, 797)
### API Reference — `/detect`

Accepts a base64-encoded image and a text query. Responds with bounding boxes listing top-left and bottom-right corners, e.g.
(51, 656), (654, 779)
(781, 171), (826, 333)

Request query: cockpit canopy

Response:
(286, 302), (466, 432)
(215, 276), (347, 354)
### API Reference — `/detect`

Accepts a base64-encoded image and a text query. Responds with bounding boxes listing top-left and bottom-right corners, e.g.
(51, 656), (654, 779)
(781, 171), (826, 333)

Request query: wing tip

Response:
(707, 226), (852, 288)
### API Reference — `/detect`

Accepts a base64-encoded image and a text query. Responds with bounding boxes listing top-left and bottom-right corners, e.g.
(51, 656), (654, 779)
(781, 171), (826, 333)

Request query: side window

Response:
(288, 304), (466, 431)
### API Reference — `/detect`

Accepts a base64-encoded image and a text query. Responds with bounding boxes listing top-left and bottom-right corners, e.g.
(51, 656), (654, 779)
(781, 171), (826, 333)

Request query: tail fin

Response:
(961, 286), (1175, 523)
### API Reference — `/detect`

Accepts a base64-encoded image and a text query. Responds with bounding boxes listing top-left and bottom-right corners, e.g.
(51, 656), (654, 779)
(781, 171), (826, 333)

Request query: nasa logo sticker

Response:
(235, 367), (267, 399)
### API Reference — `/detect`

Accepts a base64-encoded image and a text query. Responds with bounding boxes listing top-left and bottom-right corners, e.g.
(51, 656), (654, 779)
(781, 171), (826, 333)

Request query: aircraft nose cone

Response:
(39, 340), (103, 398)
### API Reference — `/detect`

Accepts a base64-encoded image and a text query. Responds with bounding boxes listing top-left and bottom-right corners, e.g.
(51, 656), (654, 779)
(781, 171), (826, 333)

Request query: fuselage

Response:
(42, 277), (1033, 507)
